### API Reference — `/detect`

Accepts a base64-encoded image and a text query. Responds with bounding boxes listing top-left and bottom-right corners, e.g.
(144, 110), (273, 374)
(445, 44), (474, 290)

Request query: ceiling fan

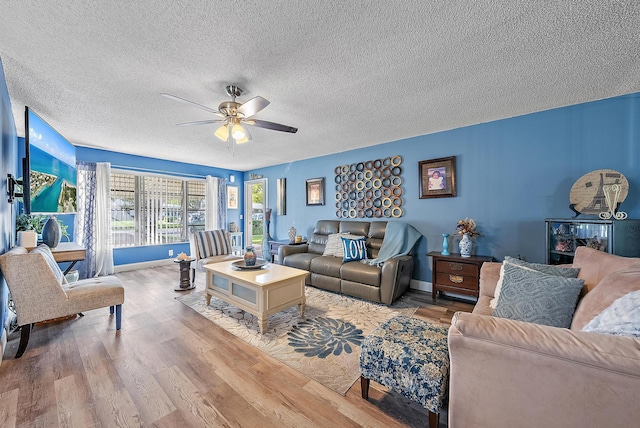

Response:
(161, 85), (298, 147)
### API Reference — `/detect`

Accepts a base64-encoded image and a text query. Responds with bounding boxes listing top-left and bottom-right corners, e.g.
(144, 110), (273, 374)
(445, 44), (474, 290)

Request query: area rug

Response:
(177, 287), (417, 395)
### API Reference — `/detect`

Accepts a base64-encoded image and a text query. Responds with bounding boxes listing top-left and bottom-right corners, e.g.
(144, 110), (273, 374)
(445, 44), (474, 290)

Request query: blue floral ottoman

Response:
(360, 315), (450, 427)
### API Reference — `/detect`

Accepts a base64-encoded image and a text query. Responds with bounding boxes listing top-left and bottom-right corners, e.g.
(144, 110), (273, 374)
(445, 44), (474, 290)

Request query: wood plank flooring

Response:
(0, 265), (473, 428)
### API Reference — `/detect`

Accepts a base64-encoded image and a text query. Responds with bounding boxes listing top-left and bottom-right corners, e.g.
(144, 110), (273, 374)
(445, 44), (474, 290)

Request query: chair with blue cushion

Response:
(360, 315), (450, 427)
(0, 245), (124, 358)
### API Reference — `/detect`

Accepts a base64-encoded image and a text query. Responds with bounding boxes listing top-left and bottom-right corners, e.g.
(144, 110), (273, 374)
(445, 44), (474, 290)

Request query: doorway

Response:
(244, 178), (268, 257)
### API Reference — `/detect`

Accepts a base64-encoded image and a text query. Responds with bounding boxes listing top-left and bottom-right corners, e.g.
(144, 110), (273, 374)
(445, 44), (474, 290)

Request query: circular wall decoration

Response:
(333, 156), (403, 218)
(569, 169), (629, 216)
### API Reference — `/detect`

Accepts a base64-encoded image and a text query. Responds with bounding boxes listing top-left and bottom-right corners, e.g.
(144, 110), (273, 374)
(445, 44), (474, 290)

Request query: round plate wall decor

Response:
(334, 156), (403, 218)
(569, 169), (628, 215)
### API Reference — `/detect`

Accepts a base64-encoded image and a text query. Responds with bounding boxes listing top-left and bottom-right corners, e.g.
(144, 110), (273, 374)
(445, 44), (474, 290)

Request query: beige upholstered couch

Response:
(448, 247), (640, 428)
(279, 220), (414, 304)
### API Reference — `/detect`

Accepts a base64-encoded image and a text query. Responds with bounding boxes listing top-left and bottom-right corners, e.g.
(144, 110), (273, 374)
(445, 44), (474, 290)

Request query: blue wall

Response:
(1, 58), (18, 335)
(248, 93), (640, 282)
(76, 147), (243, 265)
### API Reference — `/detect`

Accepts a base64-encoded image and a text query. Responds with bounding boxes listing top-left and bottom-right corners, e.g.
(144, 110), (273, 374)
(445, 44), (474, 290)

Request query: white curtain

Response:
(205, 176), (227, 231)
(75, 161), (114, 278)
(94, 163), (114, 275)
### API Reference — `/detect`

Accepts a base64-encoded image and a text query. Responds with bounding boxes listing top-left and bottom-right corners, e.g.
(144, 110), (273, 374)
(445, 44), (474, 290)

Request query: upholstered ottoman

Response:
(360, 315), (450, 427)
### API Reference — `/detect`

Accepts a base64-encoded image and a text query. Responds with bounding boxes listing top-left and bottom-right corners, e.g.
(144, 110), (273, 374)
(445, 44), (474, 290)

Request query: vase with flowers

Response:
(455, 218), (480, 258)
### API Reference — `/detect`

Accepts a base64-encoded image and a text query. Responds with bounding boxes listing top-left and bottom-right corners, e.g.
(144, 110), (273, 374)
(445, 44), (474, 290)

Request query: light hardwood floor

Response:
(0, 265), (473, 427)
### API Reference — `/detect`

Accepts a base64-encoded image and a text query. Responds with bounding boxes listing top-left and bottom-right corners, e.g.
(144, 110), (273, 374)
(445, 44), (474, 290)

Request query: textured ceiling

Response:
(1, 1), (639, 171)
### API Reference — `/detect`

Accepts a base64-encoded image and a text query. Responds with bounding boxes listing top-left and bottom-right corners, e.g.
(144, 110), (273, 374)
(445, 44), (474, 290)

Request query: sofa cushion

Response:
(284, 252), (322, 271)
(30, 244), (64, 285)
(493, 263), (584, 328)
(194, 230), (231, 258)
(309, 255), (344, 278)
(571, 266), (640, 330)
(341, 261), (381, 287)
(308, 220), (340, 254)
(490, 257), (580, 309)
(572, 246), (640, 294)
(581, 290), (640, 337)
(341, 237), (368, 262)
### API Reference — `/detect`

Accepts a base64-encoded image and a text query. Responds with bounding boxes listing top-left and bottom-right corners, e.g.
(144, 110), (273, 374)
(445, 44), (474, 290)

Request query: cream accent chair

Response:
(0, 246), (124, 358)
(189, 230), (242, 284)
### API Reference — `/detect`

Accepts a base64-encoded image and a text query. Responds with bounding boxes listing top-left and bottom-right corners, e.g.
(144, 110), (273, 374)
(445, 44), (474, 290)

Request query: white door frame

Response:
(243, 178), (268, 249)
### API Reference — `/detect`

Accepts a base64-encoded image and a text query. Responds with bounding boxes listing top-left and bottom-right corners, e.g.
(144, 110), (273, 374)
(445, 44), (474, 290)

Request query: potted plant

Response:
(15, 214), (70, 243)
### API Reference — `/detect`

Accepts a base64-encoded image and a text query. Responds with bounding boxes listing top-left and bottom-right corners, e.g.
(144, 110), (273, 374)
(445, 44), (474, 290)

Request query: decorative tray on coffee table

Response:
(232, 259), (269, 270)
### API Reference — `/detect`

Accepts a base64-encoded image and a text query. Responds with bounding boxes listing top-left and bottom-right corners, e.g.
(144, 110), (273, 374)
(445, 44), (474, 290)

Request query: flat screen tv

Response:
(24, 107), (77, 214)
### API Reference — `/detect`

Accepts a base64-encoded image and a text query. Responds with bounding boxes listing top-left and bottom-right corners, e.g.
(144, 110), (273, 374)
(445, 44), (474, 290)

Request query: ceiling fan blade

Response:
(160, 93), (224, 116)
(237, 96), (270, 118)
(246, 119), (298, 133)
(176, 119), (225, 127)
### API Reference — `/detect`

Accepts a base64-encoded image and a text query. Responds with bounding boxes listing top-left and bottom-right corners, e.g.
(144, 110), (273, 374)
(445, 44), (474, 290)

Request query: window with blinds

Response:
(110, 171), (206, 247)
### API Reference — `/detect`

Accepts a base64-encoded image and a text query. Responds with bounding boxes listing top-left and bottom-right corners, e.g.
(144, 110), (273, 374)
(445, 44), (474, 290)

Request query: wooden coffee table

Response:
(203, 261), (307, 333)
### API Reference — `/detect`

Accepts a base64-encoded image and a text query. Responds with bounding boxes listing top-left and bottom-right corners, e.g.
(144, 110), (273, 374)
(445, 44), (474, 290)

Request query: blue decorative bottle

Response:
(441, 233), (450, 256)
(244, 246), (256, 266)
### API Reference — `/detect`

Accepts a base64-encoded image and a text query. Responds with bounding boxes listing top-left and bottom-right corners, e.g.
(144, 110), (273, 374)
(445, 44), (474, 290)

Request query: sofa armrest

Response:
(379, 255), (413, 304)
(279, 243), (309, 260)
(448, 312), (640, 428)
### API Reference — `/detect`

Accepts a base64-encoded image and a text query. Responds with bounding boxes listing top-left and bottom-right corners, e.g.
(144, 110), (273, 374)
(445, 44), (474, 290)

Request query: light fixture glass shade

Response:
(215, 124), (229, 141)
(231, 123), (246, 139)
(235, 135), (250, 144)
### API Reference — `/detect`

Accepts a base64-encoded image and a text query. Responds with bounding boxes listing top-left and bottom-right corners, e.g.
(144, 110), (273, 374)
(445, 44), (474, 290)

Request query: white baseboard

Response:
(114, 258), (174, 273)
(410, 279), (433, 292)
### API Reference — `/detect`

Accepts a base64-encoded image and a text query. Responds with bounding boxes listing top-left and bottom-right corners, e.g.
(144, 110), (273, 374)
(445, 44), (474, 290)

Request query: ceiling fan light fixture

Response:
(214, 124), (229, 141)
(231, 122), (246, 140)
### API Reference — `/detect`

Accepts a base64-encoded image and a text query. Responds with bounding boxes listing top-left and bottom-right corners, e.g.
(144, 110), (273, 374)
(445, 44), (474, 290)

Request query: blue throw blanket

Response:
(363, 221), (422, 266)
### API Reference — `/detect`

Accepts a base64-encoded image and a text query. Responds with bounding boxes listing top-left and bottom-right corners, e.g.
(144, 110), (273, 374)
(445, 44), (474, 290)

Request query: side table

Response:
(174, 257), (196, 291)
(427, 252), (493, 301)
(268, 240), (289, 263)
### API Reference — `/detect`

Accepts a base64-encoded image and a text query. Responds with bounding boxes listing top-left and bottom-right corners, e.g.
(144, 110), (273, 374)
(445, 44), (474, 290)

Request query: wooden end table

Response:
(428, 252), (493, 301)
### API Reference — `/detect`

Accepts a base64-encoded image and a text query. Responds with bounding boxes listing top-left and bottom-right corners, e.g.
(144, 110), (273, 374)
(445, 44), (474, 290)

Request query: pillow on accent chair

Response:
(194, 230), (232, 258)
(493, 263), (584, 328)
(490, 256), (580, 309)
(341, 237), (368, 262)
(30, 244), (64, 285)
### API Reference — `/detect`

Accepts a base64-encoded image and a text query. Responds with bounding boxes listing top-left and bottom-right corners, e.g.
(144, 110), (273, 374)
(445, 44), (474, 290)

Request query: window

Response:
(110, 171), (206, 247)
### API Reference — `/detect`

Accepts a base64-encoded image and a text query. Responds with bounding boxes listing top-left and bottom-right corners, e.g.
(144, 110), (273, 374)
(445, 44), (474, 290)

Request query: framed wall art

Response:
(419, 156), (456, 198)
(306, 177), (325, 206)
(227, 185), (239, 209)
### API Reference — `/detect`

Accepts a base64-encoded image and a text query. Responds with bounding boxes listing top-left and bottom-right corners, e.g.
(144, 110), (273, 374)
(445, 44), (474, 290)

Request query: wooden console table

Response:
(428, 252), (493, 301)
(50, 242), (87, 274)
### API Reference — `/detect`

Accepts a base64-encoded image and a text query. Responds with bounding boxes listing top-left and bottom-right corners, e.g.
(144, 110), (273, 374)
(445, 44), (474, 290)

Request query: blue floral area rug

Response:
(177, 286), (416, 395)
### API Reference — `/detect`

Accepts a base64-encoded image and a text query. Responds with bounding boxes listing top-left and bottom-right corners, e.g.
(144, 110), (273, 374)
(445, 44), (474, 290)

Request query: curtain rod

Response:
(109, 165), (208, 179)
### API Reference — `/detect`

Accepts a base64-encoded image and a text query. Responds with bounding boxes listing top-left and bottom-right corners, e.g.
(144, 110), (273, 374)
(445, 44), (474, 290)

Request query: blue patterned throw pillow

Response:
(493, 263), (584, 328)
(341, 237), (368, 262)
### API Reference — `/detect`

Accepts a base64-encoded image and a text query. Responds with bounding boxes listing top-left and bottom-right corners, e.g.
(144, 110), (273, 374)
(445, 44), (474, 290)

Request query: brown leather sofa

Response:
(278, 220), (414, 304)
(447, 246), (640, 428)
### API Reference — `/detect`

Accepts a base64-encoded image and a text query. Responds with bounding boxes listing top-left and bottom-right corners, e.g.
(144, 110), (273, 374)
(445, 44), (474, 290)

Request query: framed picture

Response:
(227, 185), (239, 209)
(306, 177), (325, 206)
(418, 156), (456, 198)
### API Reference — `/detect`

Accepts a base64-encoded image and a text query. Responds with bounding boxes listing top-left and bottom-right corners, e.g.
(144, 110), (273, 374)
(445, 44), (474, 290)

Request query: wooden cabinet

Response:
(428, 252), (493, 301)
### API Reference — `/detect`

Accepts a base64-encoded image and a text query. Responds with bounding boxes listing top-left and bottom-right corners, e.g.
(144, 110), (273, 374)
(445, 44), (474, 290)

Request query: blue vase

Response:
(441, 233), (450, 255)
